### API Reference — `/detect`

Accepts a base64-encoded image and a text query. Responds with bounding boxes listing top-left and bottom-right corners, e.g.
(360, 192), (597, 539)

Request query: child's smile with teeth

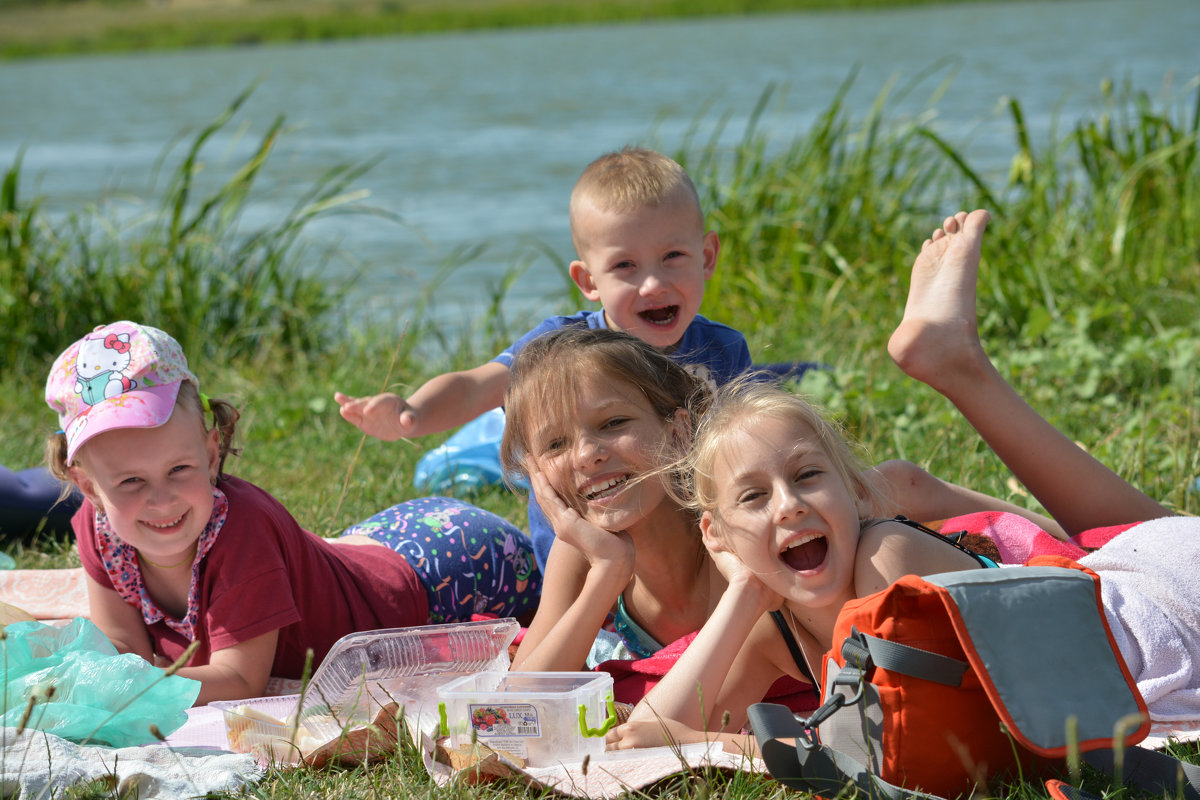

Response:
(566, 185), (718, 351)
(584, 475), (629, 501)
(781, 532), (829, 572)
(702, 412), (864, 609)
(144, 513), (187, 530)
(70, 405), (220, 569)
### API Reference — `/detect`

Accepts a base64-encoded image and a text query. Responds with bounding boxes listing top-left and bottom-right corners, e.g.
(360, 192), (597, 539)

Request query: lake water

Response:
(1, 0), (1197, 328)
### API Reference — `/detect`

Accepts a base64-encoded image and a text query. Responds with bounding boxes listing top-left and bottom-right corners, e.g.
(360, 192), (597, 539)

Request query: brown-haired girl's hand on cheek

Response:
(531, 471), (636, 578)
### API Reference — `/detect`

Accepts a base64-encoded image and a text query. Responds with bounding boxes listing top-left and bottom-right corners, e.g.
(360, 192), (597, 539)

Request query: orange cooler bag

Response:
(749, 559), (1199, 800)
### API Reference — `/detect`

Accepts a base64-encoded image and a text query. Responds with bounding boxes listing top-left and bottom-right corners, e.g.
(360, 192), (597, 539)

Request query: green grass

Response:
(2, 71), (1199, 797)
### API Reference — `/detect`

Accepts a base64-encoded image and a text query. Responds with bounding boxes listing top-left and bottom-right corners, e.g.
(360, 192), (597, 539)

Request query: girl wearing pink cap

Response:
(45, 322), (540, 705)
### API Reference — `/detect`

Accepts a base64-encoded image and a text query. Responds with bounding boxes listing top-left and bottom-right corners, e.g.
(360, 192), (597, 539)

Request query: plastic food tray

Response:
(437, 671), (615, 767)
(213, 694), (326, 762)
(214, 617), (519, 761)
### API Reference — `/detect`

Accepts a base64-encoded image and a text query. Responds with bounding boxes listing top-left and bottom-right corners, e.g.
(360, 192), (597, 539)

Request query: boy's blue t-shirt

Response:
(493, 309), (753, 572)
(494, 310), (751, 390)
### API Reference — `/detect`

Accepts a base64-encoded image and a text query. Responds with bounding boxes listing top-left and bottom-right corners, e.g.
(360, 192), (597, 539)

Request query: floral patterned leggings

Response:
(341, 495), (541, 623)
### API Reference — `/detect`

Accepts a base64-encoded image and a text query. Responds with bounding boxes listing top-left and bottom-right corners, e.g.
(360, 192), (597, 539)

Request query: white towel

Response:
(1079, 516), (1200, 727)
(0, 727), (261, 799)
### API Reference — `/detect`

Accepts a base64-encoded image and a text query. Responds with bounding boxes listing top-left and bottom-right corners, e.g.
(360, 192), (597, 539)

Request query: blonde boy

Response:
(336, 146), (752, 569)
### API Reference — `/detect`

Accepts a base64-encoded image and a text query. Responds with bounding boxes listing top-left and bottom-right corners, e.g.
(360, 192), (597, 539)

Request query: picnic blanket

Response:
(0, 568), (774, 798)
(0, 567), (88, 623)
(421, 732), (766, 798)
(0, 725), (259, 799)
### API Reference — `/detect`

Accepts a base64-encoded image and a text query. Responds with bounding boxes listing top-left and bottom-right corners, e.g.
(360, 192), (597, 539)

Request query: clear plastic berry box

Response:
(213, 617), (519, 762)
(437, 671), (615, 767)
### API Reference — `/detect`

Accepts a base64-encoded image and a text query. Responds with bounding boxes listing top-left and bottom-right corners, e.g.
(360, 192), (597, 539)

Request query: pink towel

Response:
(937, 511), (1136, 563)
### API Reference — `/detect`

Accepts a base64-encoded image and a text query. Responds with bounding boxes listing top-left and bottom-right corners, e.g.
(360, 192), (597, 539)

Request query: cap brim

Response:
(64, 381), (184, 465)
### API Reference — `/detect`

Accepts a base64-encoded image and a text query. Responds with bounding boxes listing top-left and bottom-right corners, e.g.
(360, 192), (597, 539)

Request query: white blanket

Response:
(1080, 516), (1200, 731)
(0, 726), (260, 799)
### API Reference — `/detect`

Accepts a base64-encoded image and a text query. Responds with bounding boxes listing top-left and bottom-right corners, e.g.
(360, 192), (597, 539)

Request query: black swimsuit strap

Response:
(769, 609), (818, 695)
(889, 515), (992, 568)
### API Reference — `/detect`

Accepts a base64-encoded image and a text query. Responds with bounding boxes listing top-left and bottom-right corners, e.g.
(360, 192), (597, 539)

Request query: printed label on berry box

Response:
(468, 703), (540, 758)
(469, 703), (541, 738)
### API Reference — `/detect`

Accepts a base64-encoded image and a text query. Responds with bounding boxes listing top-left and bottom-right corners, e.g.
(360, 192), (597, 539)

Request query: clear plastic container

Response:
(437, 671), (615, 766)
(213, 617), (519, 762)
(300, 617), (519, 718)
(213, 695), (331, 763)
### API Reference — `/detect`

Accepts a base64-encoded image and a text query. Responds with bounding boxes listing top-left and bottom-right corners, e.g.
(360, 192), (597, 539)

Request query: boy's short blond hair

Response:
(569, 146), (703, 250)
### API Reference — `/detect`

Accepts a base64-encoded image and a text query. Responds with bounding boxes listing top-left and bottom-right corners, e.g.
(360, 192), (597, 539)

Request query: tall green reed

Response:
(0, 86), (394, 376)
(688, 71), (962, 345)
(676, 72), (1200, 512)
(685, 73), (1200, 348)
(955, 80), (1198, 343)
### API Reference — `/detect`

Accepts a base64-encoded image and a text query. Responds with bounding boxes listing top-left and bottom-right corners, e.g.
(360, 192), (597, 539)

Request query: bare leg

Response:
(888, 210), (1170, 534)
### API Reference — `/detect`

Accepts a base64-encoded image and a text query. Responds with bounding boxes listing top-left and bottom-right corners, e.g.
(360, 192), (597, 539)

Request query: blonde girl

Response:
(611, 210), (1199, 749)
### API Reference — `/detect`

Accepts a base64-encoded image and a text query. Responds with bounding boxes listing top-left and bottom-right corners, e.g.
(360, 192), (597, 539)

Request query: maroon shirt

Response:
(75, 475), (428, 678)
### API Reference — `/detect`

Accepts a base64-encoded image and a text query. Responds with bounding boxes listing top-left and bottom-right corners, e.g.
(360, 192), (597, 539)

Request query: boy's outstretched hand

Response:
(334, 361), (510, 443)
(334, 391), (417, 441)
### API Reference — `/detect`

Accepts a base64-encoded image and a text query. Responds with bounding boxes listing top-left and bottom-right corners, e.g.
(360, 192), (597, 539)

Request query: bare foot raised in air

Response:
(888, 210), (993, 397)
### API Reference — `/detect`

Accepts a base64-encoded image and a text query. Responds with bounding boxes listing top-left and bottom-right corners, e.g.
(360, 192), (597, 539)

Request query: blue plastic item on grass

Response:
(0, 618), (201, 746)
(413, 408), (529, 495)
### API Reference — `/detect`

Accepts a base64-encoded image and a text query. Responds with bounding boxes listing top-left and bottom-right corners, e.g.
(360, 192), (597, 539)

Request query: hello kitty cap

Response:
(45, 321), (199, 464)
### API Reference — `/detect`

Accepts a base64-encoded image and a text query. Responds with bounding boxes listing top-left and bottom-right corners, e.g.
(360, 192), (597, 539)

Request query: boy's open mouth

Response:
(782, 535), (828, 572)
(639, 305), (679, 326)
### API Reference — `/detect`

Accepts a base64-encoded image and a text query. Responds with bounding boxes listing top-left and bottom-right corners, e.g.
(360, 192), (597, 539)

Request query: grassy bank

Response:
(2, 74), (1199, 797)
(0, 0), (996, 60)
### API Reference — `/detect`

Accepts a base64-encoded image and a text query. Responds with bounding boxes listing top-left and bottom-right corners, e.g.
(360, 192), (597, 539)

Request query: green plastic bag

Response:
(1, 618), (201, 746)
